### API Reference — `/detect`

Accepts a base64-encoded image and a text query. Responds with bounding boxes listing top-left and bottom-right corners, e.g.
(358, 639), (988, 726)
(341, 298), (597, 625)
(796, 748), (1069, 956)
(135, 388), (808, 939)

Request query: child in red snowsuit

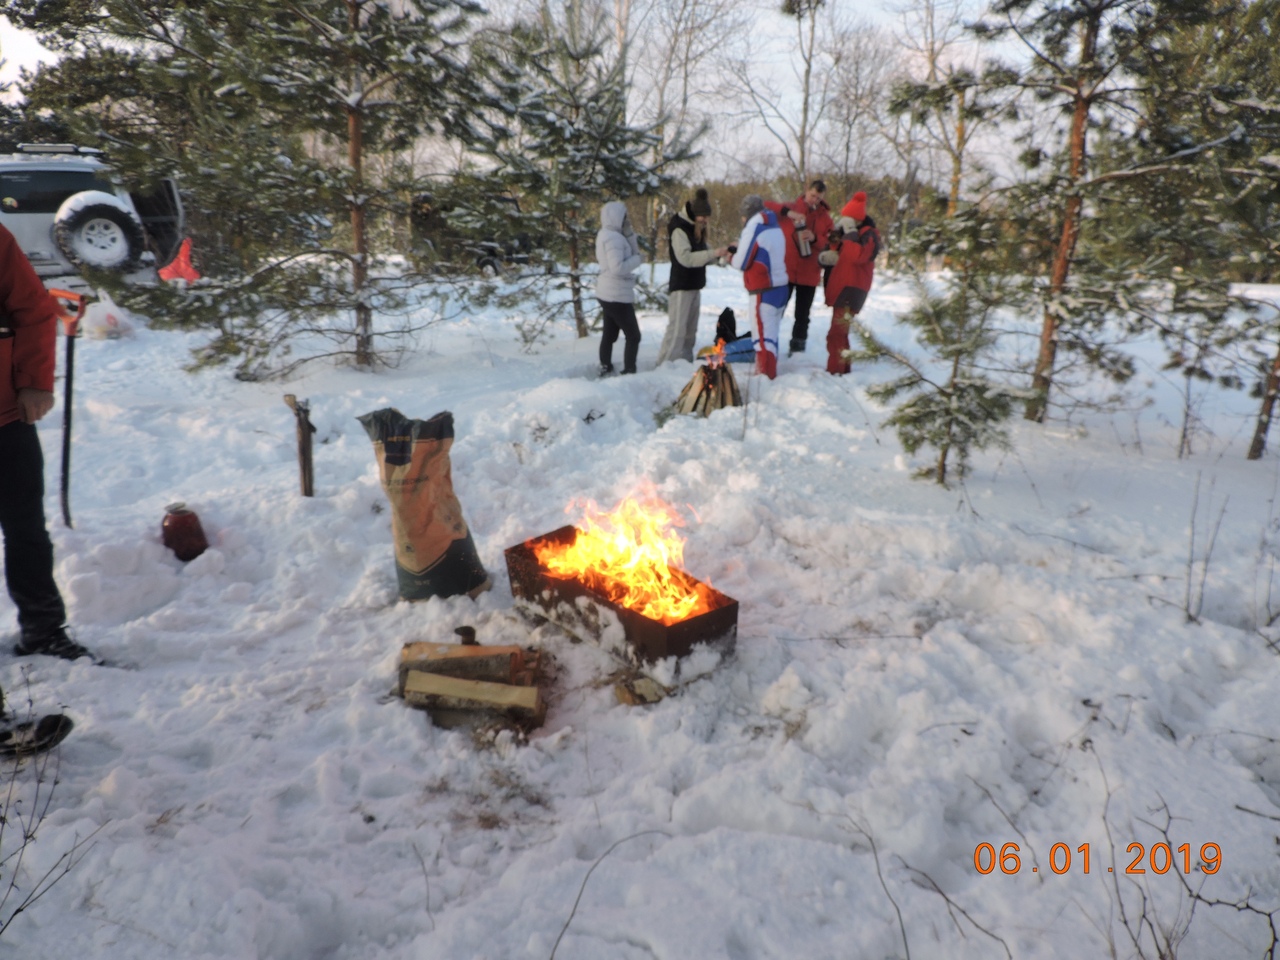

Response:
(819, 192), (881, 375)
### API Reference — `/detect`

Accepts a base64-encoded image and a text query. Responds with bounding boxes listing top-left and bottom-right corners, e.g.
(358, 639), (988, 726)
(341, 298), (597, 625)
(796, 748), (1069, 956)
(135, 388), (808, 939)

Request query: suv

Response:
(0, 143), (184, 289)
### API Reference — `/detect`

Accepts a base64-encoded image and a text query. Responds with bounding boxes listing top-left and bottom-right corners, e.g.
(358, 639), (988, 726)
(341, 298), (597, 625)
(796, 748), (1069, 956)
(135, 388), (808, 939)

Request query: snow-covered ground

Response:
(4, 263), (1280, 959)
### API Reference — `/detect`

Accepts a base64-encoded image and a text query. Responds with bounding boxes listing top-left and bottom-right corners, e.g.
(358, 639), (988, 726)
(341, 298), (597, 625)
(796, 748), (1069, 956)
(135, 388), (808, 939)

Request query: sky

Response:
(1, 256), (1279, 958)
(0, 15), (54, 101)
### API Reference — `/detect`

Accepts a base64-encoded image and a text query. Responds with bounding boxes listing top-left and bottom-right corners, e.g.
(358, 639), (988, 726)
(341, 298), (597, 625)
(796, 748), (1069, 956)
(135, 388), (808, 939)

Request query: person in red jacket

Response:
(0, 224), (93, 661)
(766, 179), (834, 357)
(819, 191), (881, 375)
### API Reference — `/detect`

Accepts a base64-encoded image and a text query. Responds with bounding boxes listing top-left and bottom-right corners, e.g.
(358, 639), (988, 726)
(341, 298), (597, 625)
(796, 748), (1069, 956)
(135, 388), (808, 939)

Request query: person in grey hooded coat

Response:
(595, 200), (644, 375)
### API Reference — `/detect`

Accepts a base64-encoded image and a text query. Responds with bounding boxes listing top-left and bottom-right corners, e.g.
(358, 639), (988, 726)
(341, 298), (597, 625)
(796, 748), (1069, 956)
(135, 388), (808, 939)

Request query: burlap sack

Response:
(358, 408), (491, 601)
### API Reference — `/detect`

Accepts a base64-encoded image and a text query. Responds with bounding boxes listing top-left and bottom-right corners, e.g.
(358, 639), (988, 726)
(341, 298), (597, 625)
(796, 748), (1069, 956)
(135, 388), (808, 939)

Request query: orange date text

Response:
(973, 841), (1222, 876)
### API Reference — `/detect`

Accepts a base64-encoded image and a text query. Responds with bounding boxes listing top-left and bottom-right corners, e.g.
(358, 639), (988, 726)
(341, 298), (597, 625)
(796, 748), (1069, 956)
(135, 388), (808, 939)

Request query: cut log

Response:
(397, 642), (525, 691)
(402, 671), (545, 726)
(614, 677), (666, 706)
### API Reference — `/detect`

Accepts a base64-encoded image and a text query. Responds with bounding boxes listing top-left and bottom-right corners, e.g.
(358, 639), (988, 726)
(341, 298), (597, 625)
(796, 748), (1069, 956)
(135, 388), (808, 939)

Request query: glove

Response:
(817, 249), (839, 267)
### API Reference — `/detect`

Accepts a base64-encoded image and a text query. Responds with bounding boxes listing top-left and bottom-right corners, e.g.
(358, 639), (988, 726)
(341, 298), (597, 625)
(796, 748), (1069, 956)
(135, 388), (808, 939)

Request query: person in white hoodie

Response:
(594, 201), (644, 375)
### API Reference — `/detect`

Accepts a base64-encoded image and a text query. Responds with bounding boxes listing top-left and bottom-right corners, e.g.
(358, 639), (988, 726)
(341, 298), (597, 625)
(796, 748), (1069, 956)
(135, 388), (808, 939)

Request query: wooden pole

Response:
(283, 395), (316, 496)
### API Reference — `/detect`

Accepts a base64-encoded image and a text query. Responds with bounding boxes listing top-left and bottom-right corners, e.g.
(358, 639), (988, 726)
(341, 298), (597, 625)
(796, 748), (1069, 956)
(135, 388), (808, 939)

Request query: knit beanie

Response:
(842, 191), (867, 222)
(740, 194), (764, 219)
(690, 188), (713, 218)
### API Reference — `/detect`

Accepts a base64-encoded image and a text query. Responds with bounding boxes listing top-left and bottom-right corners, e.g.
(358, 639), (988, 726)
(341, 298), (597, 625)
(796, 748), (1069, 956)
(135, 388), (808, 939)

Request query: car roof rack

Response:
(16, 143), (104, 156)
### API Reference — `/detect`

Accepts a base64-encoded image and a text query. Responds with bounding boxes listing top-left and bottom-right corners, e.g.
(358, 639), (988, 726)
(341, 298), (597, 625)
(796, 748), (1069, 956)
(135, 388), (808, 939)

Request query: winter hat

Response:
(740, 194), (764, 219)
(690, 188), (713, 218)
(842, 191), (867, 222)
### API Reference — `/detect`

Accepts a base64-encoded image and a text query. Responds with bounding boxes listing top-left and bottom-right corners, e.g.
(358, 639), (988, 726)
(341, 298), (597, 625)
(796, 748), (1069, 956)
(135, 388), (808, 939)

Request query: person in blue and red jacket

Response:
(0, 223), (93, 661)
(819, 191), (881, 375)
(728, 194), (790, 379)
(765, 179), (834, 357)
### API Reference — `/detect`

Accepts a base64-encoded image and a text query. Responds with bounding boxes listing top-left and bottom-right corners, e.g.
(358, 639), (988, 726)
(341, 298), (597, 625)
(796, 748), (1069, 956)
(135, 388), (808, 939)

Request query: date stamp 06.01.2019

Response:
(974, 842), (1222, 877)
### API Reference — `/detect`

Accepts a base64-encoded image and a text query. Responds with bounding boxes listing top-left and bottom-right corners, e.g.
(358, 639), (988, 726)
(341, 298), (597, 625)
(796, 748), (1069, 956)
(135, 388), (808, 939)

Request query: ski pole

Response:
(48, 290), (89, 529)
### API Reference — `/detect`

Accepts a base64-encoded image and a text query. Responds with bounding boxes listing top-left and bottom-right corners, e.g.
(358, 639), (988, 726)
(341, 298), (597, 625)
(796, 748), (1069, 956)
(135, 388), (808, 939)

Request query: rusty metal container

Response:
(504, 525), (738, 662)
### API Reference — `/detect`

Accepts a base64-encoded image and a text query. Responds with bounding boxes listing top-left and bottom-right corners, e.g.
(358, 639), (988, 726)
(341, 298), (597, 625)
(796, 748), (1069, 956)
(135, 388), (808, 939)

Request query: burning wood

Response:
(675, 340), (742, 417)
(505, 492), (738, 662)
(533, 492), (716, 624)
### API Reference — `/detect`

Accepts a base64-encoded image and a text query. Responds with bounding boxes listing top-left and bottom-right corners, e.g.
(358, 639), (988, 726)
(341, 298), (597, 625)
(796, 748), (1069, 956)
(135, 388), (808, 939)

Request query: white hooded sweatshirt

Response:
(594, 201), (644, 304)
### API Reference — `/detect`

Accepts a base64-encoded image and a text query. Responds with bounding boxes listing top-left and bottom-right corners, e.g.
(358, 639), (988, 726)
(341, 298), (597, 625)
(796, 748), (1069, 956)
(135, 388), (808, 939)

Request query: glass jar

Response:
(162, 502), (209, 562)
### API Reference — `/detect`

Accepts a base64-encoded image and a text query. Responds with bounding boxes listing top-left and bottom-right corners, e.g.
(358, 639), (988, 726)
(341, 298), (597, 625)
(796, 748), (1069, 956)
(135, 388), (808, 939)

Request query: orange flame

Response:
(707, 338), (727, 369)
(533, 490), (717, 624)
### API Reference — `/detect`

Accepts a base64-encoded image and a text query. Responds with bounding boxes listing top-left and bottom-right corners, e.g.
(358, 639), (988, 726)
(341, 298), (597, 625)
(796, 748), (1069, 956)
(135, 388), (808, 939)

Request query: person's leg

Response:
(599, 301), (621, 372)
(0, 422), (67, 642)
(826, 308), (853, 375)
(752, 295), (781, 380)
(655, 296), (681, 365)
(676, 290), (702, 361)
(790, 284), (816, 353)
(618, 304), (642, 374)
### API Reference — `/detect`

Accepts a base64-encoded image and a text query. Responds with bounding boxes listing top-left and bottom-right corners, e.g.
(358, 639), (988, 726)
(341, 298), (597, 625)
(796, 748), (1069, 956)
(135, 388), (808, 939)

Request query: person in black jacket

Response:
(655, 189), (730, 365)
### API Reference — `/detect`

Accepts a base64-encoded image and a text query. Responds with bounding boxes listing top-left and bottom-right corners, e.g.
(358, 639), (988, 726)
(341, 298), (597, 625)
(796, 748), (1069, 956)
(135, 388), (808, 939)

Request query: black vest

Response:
(667, 209), (708, 292)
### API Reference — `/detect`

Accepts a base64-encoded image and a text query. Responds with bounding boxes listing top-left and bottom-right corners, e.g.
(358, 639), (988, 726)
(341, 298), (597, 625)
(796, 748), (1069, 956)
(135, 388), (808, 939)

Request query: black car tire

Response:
(54, 200), (146, 271)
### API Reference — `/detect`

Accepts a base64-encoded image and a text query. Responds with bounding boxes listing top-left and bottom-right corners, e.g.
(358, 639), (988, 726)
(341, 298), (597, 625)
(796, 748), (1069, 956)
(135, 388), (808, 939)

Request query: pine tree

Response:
(462, 0), (687, 339)
(1093, 0), (1280, 457)
(847, 203), (1024, 486)
(971, 0), (1226, 422)
(13, 0), (492, 377)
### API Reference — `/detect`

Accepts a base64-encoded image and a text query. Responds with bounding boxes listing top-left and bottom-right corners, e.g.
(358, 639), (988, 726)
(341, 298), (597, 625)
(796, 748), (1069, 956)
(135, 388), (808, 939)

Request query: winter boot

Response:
(15, 626), (96, 662)
(0, 715), (74, 757)
(788, 338), (806, 357)
(598, 363), (615, 378)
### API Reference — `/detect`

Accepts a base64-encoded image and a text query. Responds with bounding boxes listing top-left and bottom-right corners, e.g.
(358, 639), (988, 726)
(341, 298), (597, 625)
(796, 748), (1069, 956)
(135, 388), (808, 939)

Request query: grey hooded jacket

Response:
(594, 201), (644, 304)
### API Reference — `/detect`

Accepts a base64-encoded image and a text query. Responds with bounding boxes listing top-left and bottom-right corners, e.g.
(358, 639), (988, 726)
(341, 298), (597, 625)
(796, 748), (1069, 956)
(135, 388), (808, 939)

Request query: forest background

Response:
(0, 0), (1278, 476)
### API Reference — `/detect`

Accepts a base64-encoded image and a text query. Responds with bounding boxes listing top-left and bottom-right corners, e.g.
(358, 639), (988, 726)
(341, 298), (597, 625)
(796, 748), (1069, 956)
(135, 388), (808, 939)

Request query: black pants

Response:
(0, 421), (66, 641)
(599, 300), (641, 373)
(789, 283), (817, 344)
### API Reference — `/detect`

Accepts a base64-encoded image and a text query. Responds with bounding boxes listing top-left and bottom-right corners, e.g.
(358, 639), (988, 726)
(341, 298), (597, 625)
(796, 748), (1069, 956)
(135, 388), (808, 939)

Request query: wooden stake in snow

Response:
(284, 395), (316, 497)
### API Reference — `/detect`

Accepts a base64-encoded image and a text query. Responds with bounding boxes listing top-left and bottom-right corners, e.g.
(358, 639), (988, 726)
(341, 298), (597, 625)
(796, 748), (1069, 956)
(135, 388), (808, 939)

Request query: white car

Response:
(0, 143), (184, 289)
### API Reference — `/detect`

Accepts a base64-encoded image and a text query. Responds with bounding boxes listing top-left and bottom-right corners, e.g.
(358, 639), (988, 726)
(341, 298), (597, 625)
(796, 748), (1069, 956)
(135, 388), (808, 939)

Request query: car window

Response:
(0, 170), (117, 214)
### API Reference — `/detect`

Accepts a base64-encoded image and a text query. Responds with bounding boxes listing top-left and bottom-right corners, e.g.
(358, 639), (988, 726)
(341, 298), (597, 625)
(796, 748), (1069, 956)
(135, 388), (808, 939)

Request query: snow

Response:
(4, 264), (1280, 959)
(54, 190), (138, 225)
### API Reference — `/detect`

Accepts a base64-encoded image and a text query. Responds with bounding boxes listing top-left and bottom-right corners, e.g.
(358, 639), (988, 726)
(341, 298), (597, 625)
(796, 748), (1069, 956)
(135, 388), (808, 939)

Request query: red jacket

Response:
(824, 220), (881, 311)
(766, 196), (833, 287)
(1, 224), (59, 428)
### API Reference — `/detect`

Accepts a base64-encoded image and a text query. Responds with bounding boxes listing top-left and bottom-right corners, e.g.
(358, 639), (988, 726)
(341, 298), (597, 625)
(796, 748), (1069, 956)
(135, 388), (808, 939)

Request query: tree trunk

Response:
(797, 5), (817, 184)
(1248, 342), (1280, 460)
(568, 232), (589, 338)
(947, 88), (966, 218)
(1024, 18), (1098, 423)
(347, 2), (372, 368)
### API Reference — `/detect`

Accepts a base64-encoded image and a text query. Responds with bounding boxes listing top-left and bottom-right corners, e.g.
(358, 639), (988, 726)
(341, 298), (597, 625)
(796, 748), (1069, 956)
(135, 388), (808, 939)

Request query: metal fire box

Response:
(504, 525), (738, 662)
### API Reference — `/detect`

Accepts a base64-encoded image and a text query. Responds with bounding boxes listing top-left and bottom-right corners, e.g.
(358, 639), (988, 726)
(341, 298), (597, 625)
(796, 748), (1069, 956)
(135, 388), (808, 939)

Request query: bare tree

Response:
(623, 0), (747, 263)
(890, 0), (996, 217)
(729, 0), (843, 189)
(814, 19), (900, 188)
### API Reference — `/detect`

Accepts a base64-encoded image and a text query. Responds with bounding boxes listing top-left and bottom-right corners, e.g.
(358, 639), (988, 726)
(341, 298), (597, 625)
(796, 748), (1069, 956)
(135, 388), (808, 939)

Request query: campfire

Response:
(505, 491), (738, 662)
(533, 492), (717, 625)
(675, 339), (742, 417)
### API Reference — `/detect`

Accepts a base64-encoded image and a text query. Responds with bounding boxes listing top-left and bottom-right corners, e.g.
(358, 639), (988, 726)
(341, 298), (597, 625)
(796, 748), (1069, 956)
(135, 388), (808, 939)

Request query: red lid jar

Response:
(162, 502), (210, 562)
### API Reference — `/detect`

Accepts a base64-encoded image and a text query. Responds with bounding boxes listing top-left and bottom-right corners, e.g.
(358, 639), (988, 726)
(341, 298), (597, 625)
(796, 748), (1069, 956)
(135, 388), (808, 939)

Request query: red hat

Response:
(842, 192), (867, 221)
